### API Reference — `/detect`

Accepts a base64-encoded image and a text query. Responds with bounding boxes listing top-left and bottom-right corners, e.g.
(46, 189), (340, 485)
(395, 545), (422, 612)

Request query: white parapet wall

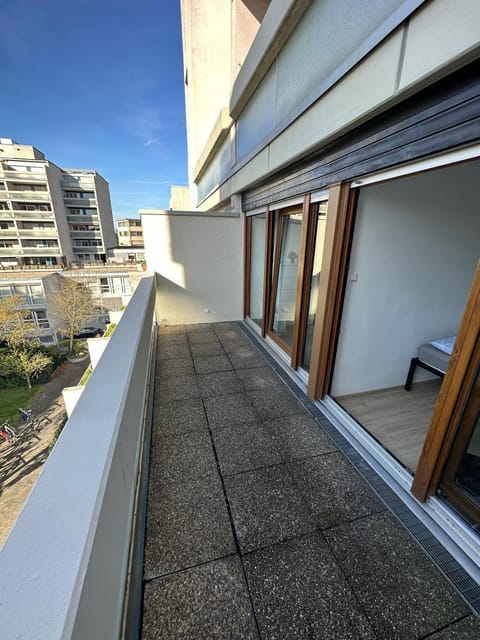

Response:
(62, 385), (84, 417)
(140, 209), (243, 325)
(87, 336), (109, 369)
(0, 276), (156, 639)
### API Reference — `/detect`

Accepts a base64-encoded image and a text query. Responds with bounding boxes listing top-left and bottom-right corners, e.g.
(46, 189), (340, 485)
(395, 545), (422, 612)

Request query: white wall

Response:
(141, 210), (243, 324)
(332, 160), (480, 396)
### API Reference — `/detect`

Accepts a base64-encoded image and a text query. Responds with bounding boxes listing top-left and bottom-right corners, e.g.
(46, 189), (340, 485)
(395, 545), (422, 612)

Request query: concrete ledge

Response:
(193, 108), (233, 182)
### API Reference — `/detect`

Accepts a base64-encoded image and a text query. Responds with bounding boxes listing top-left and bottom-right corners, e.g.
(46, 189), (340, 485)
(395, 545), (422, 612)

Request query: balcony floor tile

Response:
(143, 557), (259, 640)
(212, 422), (282, 477)
(243, 533), (375, 640)
(193, 354), (233, 374)
(144, 475), (235, 578)
(143, 322), (479, 640)
(224, 464), (317, 554)
(324, 510), (471, 639)
(263, 414), (339, 461)
(150, 430), (217, 485)
(197, 370), (243, 397)
(289, 452), (386, 529)
(153, 398), (207, 436)
(204, 392), (260, 428)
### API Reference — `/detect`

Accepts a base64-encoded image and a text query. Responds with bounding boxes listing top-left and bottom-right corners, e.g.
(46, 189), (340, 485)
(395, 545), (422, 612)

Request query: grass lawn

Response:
(0, 385), (43, 424)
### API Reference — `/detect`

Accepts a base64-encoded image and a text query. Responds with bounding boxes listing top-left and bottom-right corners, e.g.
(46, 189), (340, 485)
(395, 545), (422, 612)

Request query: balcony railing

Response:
(0, 275), (156, 638)
(7, 191), (51, 201)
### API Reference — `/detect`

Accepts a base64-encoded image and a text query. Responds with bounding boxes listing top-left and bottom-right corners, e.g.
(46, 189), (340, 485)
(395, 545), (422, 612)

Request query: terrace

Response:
(0, 276), (479, 638)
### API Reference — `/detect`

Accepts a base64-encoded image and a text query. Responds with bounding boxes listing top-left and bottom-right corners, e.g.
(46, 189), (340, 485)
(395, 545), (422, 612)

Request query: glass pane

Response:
(302, 201), (328, 371)
(454, 368), (480, 507)
(272, 212), (303, 349)
(249, 213), (267, 328)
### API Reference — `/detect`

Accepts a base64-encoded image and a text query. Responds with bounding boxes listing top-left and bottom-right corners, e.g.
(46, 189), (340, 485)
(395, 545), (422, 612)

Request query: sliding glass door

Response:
(301, 200), (328, 371)
(268, 208), (303, 353)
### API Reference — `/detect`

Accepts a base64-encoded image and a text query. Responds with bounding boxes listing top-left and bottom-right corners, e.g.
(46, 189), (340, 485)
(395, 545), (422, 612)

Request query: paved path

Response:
(0, 359), (89, 547)
(142, 322), (480, 639)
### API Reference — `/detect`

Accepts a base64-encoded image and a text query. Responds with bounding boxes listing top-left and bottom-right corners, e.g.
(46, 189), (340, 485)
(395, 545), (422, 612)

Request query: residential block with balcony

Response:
(116, 217), (144, 247)
(0, 138), (116, 269)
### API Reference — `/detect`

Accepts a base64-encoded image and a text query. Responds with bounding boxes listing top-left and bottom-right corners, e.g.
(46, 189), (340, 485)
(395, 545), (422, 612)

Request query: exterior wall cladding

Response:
(167, 0), (480, 575)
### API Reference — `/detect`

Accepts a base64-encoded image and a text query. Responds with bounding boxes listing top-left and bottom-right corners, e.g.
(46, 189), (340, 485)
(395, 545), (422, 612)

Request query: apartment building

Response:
(0, 138), (115, 268)
(116, 217), (144, 247)
(140, 0), (480, 590)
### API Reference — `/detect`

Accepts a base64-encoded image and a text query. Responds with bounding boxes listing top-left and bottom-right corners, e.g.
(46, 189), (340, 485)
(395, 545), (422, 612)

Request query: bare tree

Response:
(50, 277), (95, 353)
(0, 294), (52, 389)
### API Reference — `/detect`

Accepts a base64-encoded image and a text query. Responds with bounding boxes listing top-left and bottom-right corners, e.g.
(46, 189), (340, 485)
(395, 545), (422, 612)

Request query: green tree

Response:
(50, 277), (95, 354)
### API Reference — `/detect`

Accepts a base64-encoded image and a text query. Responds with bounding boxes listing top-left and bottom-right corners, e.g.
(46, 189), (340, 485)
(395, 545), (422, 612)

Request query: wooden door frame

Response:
(439, 336), (480, 523)
(307, 183), (358, 399)
(266, 202), (306, 357)
(412, 260), (480, 501)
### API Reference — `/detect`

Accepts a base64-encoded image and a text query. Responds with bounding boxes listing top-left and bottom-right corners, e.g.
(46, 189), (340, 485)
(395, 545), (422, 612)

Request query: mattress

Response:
(417, 343), (450, 374)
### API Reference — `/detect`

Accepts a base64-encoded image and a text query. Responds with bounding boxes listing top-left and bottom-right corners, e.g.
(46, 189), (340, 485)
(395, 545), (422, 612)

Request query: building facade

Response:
(142, 0), (480, 578)
(0, 138), (116, 268)
(116, 217), (144, 247)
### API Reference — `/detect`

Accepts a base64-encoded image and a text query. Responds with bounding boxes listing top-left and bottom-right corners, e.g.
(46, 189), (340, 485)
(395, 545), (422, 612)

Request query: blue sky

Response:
(0, 0), (187, 219)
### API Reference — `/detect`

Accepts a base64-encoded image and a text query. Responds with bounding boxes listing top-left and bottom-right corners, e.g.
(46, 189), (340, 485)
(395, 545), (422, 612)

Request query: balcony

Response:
(20, 246), (61, 255)
(10, 210), (53, 218)
(1, 269), (479, 639)
(6, 191), (51, 201)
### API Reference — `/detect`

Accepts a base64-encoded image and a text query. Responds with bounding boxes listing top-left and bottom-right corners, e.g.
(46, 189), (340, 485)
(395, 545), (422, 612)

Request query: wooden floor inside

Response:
(336, 379), (442, 472)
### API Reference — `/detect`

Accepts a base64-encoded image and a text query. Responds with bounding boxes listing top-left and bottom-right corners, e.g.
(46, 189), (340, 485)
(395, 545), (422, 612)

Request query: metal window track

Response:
(238, 320), (480, 615)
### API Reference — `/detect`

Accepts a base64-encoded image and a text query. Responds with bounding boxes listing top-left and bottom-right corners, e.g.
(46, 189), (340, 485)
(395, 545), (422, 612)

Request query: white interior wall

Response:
(141, 211), (243, 324)
(331, 160), (480, 396)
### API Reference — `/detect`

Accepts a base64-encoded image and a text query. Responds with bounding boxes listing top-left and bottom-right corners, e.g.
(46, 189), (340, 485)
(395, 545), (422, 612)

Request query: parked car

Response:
(73, 327), (104, 339)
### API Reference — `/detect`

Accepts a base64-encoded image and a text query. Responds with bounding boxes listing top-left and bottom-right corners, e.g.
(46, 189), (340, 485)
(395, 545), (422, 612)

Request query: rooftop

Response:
(142, 322), (480, 638)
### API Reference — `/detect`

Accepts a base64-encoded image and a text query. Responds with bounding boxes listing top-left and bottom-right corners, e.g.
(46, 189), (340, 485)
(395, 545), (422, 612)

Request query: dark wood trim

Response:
(243, 62), (480, 211)
(291, 195), (311, 369)
(262, 207), (274, 336)
(243, 214), (251, 319)
(412, 260), (480, 501)
(306, 184), (357, 399)
(267, 205), (303, 354)
(439, 338), (480, 524)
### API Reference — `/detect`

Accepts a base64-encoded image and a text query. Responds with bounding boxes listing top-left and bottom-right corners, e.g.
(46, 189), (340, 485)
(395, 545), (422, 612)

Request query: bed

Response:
(404, 336), (455, 391)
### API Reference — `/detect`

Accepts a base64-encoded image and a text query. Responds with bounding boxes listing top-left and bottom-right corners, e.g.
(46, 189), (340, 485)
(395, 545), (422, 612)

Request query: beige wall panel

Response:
(141, 211), (243, 324)
(399, 0), (480, 91)
(268, 29), (403, 175)
(231, 147), (270, 194)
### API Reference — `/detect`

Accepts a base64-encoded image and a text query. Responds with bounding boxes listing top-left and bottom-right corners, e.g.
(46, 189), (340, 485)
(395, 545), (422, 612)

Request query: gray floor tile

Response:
(144, 475), (235, 578)
(152, 398), (207, 436)
(190, 340), (224, 357)
(157, 332), (189, 347)
(228, 351), (266, 369)
(187, 328), (219, 344)
(156, 375), (200, 403)
(197, 370), (242, 397)
(427, 616), (480, 639)
(150, 430), (218, 484)
(248, 388), (306, 420)
(193, 354), (233, 374)
(264, 414), (338, 461)
(221, 336), (253, 353)
(213, 323), (246, 341)
(236, 366), (286, 391)
(324, 511), (470, 639)
(142, 557), (259, 640)
(156, 357), (194, 379)
(157, 342), (192, 361)
(225, 464), (316, 553)
(243, 533), (375, 640)
(212, 422), (282, 476)
(290, 452), (385, 528)
(158, 325), (186, 335)
(204, 393), (260, 428)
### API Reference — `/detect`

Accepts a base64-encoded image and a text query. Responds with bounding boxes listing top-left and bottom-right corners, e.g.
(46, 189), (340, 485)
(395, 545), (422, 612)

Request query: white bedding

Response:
(430, 335), (456, 355)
